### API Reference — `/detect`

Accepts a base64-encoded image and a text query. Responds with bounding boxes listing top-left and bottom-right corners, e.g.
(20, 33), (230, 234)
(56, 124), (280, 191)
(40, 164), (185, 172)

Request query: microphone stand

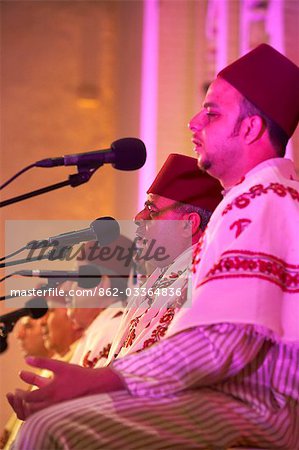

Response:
(0, 335), (8, 353)
(0, 281), (51, 353)
(0, 254), (55, 270)
(0, 165), (101, 208)
(0, 242), (73, 269)
(0, 247), (73, 301)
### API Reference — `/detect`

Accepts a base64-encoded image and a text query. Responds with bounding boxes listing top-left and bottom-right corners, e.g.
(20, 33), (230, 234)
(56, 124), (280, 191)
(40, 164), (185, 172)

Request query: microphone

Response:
(17, 264), (102, 289)
(27, 216), (120, 248)
(35, 138), (147, 170)
(0, 336), (8, 353)
(0, 297), (48, 326)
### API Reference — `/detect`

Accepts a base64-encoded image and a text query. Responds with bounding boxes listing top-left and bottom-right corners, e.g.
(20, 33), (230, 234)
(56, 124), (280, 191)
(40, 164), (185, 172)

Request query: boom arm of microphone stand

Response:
(0, 238), (80, 270)
(0, 254), (51, 269)
(0, 166), (101, 208)
(0, 294), (22, 302)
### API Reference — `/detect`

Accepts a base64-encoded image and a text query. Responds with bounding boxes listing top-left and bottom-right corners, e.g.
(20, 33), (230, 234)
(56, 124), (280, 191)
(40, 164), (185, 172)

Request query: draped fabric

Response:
(70, 302), (125, 369)
(169, 158), (299, 343)
(107, 246), (193, 363)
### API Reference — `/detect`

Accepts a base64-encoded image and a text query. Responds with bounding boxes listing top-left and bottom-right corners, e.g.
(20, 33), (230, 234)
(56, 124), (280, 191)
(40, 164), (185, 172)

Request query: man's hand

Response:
(6, 356), (124, 420)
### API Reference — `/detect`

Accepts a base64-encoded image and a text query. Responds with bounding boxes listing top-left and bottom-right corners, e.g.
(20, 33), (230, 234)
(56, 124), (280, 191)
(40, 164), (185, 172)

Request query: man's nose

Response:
(16, 328), (25, 340)
(134, 208), (150, 223)
(188, 111), (206, 132)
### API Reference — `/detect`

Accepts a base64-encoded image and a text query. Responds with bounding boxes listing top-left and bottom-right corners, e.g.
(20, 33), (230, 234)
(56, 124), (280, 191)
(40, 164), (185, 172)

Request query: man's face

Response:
(15, 316), (49, 357)
(66, 273), (112, 330)
(42, 308), (80, 355)
(67, 275), (110, 330)
(67, 303), (101, 331)
(134, 206), (153, 275)
(135, 194), (191, 268)
(189, 77), (243, 185)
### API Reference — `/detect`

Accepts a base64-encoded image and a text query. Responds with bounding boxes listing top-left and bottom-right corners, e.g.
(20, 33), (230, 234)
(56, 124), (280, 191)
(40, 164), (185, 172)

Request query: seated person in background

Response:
(1, 289), (83, 449)
(0, 307), (52, 449)
(41, 291), (83, 361)
(70, 158), (220, 368)
(16, 315), (53, 359)
(108, 153), (222, 361)
(68, 234), (134, 368)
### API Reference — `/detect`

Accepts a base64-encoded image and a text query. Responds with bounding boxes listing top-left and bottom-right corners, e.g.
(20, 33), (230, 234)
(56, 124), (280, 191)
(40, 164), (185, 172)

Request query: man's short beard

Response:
(198, 159), (212, 171)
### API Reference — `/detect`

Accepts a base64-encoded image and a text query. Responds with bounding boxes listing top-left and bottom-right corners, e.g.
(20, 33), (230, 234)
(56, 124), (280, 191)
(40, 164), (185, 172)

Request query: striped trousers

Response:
(12, 388), (298, 450)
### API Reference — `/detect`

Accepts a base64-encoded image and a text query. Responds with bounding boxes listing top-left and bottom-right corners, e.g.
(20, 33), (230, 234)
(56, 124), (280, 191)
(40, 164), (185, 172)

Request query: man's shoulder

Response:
(220, 159), (299, 217)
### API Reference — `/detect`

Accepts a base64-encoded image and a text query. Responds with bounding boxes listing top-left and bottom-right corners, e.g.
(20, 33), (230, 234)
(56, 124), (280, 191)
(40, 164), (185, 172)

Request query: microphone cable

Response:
(0, 163), (36, 190)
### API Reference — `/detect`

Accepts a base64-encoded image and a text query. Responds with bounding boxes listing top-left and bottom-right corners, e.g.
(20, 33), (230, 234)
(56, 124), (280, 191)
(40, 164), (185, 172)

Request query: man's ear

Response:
(241, 115), (265, 144)
(181, 212), (201, 237)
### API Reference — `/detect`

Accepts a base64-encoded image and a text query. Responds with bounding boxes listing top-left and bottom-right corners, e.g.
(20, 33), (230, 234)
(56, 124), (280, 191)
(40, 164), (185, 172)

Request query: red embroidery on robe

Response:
(83, 351), (93, 368)
(140, 287), (187, 351)
(235, 176), (245, 186)
(83, 343), (112, 368)
(222, 183), (299, 216)
(191, 233), (206, 272)
(198, 250), (299, 293)
(123, 316), (141, 348)
(230, 219), (252, 238)
(169, 272), (180, 279)
(287, 186), (299, 201)
(121, 269), (189, 350)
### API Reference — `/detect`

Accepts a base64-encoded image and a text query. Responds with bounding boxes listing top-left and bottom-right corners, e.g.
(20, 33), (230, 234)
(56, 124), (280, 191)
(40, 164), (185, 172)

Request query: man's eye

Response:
(148, 209), (159, 218)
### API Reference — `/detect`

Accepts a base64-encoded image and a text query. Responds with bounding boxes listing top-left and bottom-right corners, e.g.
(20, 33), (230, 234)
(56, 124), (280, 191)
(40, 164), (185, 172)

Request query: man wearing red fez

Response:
(170, 42), (298, 448)
(108, 153), (222, 360)
(8, 45), (299, 449)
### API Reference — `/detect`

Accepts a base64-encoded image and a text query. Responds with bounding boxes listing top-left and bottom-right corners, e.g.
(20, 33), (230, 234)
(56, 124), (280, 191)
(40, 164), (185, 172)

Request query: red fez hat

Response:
(147, 153), (222, 212)
(78, 234), (133, 276)
(218, 44), (299, 137)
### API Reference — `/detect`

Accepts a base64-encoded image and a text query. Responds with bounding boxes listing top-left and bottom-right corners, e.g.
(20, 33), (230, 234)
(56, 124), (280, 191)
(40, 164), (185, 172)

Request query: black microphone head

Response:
(78, 264), (102, 288)
(0, 336), (8, 354)
(91, 217), (120, 246)
(25, 297), (48, 319)
(111, 138), (146, 171)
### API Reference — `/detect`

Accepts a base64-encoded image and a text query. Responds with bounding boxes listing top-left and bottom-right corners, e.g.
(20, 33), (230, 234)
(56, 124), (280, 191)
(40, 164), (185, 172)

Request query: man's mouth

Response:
(135, 227), (146, 243)
(192, 137), (203, 153)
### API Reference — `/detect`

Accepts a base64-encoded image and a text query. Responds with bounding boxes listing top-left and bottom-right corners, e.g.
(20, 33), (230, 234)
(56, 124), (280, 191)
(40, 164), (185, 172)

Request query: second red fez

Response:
(218, 43), (299, 138)
(147, 153), (223, 212)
